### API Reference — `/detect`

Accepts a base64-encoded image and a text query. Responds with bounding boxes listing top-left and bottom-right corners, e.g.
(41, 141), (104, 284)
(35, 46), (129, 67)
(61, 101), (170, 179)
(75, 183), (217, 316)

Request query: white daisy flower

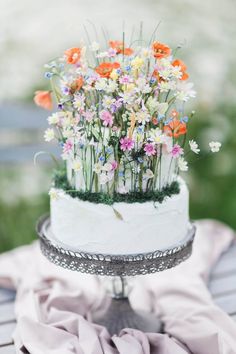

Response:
(90, 41), (100, 51)
(44, 128), (54, 142)
(189, 140), (200, 154)
(176, 82), (196, 102)
(178, 157), (188, 171)
(93, 163), (103, 174)
(209, 141), (221, 153)
(48, 113), (60, 125)
(72, 160), (82, 172)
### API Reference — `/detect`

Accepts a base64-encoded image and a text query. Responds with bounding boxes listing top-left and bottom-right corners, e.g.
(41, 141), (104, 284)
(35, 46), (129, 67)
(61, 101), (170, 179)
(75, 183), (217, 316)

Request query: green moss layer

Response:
(53, 168), (180, 205)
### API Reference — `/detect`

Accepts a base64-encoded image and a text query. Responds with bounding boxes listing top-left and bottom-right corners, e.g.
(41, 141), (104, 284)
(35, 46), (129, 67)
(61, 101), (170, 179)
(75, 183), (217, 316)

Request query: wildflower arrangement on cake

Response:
(34, 34), (221, 200)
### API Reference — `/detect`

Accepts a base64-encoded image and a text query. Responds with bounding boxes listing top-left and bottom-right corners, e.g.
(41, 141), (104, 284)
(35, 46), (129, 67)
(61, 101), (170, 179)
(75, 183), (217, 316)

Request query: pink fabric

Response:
(0, 219), (236, 354)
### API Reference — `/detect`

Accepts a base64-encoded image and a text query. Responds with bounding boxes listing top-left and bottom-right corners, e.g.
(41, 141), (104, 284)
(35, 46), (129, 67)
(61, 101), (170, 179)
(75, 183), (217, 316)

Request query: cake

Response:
(34, 32), (220, 255)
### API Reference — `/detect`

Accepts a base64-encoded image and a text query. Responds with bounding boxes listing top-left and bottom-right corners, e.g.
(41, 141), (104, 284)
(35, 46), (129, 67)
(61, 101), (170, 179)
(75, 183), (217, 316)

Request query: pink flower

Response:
(144, 143), (156, 156)
(111, 160), (118, 170)
(171, 144), (184, 158)
(100, 110), (113, 127)
(63, 139), (73, 154)
(119, 75), (132, 84)
(120, 137), (135, 151)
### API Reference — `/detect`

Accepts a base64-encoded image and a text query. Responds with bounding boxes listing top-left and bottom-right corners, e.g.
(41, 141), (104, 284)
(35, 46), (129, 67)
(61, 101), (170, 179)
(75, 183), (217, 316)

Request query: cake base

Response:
(94, 296), (162, 335)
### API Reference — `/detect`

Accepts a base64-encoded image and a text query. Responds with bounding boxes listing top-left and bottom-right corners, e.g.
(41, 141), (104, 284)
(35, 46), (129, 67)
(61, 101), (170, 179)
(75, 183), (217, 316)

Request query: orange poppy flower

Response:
(75, 77), (84, 90)
(109, 41), (134, 56)
(34, 91), (53, 110)
(172, 59), (189, 80)
(152, 41), (171, 59)
(95, 62), (120, 78)
(164, 119), (187, 138)
(64, 47), (81, 64)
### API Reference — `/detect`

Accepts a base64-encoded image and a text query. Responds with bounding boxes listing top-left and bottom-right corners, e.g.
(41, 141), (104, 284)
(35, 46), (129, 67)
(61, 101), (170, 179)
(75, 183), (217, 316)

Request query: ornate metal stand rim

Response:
(37, 214), (196, 276)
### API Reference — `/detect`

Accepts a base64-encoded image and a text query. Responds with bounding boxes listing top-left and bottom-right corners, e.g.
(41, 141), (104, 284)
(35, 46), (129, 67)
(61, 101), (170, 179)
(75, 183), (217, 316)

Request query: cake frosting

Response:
(50, 178), (189, 255)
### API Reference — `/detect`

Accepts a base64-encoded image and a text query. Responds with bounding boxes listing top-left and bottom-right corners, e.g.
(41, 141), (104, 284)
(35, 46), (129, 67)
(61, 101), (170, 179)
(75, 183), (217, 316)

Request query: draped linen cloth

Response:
(0, 219), (236, 354)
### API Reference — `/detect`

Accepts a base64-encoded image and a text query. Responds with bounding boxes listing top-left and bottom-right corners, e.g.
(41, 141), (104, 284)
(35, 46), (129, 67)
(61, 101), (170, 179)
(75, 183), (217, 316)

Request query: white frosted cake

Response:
(34, 36), (205, 256)
(49, 177), (189, 254)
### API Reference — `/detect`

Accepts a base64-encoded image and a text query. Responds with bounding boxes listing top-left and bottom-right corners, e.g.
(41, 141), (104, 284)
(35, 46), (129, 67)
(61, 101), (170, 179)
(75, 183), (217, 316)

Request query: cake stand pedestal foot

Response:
(94, 296), (162, 336)
(93, 276), (162, 335)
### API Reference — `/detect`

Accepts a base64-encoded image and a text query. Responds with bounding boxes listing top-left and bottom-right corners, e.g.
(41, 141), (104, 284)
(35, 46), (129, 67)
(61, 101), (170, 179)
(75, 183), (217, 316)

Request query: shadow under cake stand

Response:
(36, 215), (196, 335)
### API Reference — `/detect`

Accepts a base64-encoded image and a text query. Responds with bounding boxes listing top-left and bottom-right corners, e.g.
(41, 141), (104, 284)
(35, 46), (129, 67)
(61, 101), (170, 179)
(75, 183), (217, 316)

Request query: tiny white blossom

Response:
(102, 162), (113, 172)
(176, 82), (196, 102)
(48, 188), (60, 200)
(44, 128), (54, 142)
(106, 81), (118, 93)
(90, 41), (100, 51)
(178, 157), (188, 172)
(158, 81), (176, 93)
(209, 141), (221, 153)
(93, 163), (102, 174)
(144, 169), (154, 179)
(48, 113), (59, 125)
(72, 160), (82, 172)
(189, 140), (200, 154)
(95, 78), (108, 91)
(96, 51), (108, 58)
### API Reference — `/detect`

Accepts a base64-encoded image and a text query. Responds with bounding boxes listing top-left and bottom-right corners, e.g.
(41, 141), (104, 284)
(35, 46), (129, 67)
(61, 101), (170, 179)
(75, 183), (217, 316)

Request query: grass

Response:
(0, 195), (49, 253)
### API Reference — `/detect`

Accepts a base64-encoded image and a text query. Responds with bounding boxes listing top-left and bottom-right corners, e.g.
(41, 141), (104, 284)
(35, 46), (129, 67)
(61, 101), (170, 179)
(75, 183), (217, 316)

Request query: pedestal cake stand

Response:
(36, 214), (196, 335)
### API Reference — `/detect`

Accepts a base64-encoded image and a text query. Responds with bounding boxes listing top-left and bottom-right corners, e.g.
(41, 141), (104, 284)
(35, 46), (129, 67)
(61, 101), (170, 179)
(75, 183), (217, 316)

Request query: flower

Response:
(90, 42), (100, 51)
(120, 137), (135, 151)
(93, 163), (102, 174)
(152, 41), (171, 59)
(111, 160), (118, 171)
(109, 41), (134, 56)
(144, 169), (154, 179)
(131, 57), (144, 69)
(95, 62), (120, 78)
(176, 82), (196, 102)
(172, 59), (189, 81)
(49, 188), (60, 200)
(48, 113), (60, 125)
(72, 160), (82, 171)
(34, 91), (53, 110)
(100, 110), (113, 127)
(178, 157), (188, 171)
(171, 144), (184, 158)
(64, 47), (81, 64)
(164, 119), (187, 138)
(209, 141), (221, 153)
(63, 139), (73, 154)
(44, 128), (54, 142)
(144, 143), (156, 156)
(189, 140), (200, 154)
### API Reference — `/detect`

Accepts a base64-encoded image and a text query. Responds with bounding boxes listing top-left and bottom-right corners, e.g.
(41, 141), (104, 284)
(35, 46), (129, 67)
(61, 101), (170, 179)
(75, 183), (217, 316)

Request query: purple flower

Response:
(100, 110), (114, 127)
(171, 144), (184, 158)
(120, 137), (135, 151)
(144, 143), (156, 156)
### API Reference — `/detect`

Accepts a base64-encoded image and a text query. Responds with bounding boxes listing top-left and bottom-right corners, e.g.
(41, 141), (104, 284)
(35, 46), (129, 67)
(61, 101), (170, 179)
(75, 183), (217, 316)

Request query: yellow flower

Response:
(110, 69), (119, 80)
(131, 57), (144, 69)
(72, 160), (82, 172)
(122, 83), (135, 92)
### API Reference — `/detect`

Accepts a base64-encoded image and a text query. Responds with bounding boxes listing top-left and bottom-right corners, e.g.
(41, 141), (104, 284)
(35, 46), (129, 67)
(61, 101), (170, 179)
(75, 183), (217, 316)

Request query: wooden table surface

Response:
(0, 241), (236, 353)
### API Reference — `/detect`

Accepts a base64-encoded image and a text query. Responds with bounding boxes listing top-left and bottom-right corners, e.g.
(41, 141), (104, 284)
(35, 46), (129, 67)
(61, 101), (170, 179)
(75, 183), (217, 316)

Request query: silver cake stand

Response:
(36, 215), (196, 335)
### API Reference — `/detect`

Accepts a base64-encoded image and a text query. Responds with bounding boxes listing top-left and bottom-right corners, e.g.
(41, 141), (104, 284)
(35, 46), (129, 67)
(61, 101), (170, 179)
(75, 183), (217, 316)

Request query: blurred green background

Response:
(0, 0), (235, 253)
